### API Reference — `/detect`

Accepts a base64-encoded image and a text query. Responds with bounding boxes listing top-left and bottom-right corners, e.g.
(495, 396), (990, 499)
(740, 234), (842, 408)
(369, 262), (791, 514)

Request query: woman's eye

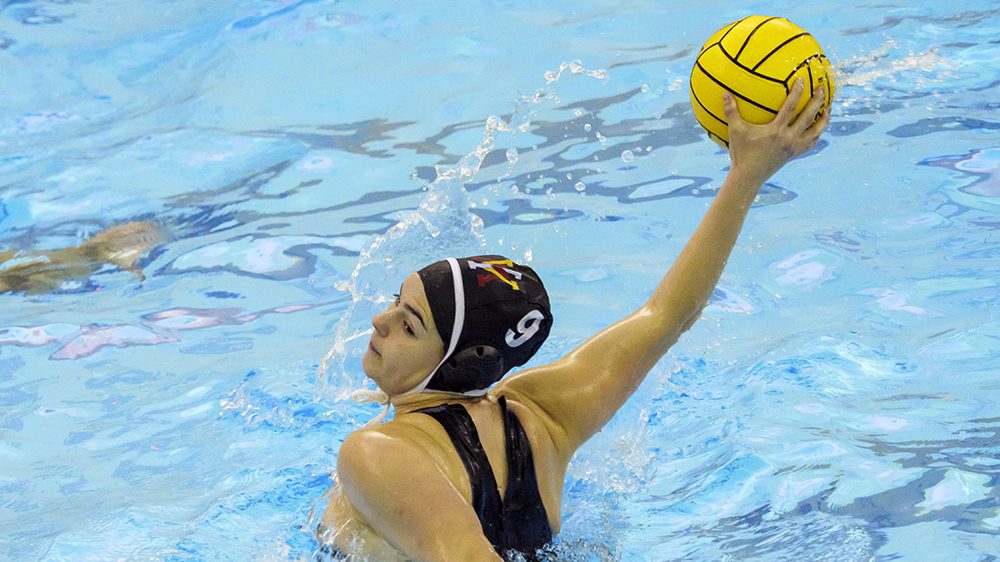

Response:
(393, 293), (401, 305)
(404, 322), (414, 336)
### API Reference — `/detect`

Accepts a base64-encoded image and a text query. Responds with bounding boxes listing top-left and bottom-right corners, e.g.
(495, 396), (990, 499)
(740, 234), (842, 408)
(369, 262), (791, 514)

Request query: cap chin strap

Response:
(354, 258), (481, 428)
(401, 257), (464, 396)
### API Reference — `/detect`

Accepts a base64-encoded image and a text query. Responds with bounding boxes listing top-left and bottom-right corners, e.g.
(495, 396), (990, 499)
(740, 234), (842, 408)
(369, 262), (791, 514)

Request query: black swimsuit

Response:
(315, 396), (552, 561)
(416, 396), (553, 559)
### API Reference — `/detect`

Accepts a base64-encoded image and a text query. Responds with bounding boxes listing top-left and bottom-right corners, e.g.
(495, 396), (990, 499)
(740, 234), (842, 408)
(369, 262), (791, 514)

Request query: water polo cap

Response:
(408, 255), (552, 395)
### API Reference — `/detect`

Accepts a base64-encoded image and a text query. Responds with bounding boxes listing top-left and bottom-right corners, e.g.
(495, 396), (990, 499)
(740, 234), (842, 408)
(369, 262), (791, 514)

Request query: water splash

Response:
(838, 49), (957, 88)
(833, 38), (958, 94)
(315, 60), (609, 402)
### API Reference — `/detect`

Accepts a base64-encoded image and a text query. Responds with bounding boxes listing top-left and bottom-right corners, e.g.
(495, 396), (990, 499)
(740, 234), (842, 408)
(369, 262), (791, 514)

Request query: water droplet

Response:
(640, 84), (650, 93)
(621, 150), (635, 163)
(566, 173), (573, 180)
(645, 146), (653, 152)
(575, 181), (586, 192)
(584, 123), (592, 131)
(458, 154), (478, 177)
(506, 147), (519, 165)
(573, 108), (584, 117)
(481, 197), (489, 206)
(523, 248), (533, 262)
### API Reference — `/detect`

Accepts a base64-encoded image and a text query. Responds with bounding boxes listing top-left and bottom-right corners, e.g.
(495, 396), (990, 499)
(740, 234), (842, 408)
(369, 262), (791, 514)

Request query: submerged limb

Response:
(0, 256), (94, 294)
(0, 249), (14, 292)
(80, 221), (166, 273)
(0, 221), (165, 294)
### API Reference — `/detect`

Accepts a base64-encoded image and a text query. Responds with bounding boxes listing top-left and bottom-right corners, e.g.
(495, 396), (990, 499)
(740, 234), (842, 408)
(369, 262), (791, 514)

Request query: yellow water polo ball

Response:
(689, 15), (835, 147)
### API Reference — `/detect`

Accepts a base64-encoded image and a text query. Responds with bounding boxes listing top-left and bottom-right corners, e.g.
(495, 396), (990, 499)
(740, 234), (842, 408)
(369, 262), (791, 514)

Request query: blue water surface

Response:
(1, 1), (998, 560)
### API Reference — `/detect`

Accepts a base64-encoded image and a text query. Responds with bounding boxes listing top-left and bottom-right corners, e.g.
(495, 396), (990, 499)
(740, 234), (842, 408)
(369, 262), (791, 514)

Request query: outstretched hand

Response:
(723, 78), (830, 187)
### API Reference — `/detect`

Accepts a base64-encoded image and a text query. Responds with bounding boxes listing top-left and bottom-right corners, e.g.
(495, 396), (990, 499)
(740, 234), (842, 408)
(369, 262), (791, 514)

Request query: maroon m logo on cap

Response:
(468, 258), (523, 291)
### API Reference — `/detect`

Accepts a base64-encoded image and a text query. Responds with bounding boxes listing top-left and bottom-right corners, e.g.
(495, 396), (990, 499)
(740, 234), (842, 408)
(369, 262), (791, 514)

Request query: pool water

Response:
(2, 1), (999, 560)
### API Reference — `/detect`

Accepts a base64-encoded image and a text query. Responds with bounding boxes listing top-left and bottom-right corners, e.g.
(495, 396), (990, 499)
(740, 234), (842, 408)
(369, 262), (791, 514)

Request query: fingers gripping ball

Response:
(690, 15), (835, 147)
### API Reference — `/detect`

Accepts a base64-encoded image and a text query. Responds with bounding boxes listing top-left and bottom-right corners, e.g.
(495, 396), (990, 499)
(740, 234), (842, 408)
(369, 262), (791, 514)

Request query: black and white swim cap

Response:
(413, 255), (552, 394)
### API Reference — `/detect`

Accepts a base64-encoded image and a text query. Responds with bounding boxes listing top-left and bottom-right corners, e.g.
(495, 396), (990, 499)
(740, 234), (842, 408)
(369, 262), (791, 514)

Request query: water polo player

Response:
(318, 80), (829, 561)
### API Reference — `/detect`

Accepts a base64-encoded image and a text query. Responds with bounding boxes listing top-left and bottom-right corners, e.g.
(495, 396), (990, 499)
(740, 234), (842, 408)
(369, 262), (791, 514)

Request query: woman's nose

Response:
(372, 310), (390, 336)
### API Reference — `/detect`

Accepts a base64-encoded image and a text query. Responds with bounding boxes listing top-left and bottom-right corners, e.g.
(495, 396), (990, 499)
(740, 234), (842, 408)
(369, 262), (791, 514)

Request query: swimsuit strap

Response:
(416, 398), (553, 559)
(416, 402), (505, 546)
(498, 396), (553, 555)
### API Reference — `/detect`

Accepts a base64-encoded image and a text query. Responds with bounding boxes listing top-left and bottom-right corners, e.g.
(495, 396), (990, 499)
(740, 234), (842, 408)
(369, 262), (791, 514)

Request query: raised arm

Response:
(497, 79), (830, 454)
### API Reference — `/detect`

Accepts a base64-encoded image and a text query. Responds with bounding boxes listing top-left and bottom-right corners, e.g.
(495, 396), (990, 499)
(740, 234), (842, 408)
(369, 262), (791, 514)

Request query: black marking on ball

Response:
(751, 32), (812, 71)
(734, 16), (782, 62)
(714, 42), (787, 88)
(695, 59), (780, 115)
(710, 15), (752, 54)
(689, 78), (729, 127)
(708, 131), (730, 148)
(783, 54), (830, 85)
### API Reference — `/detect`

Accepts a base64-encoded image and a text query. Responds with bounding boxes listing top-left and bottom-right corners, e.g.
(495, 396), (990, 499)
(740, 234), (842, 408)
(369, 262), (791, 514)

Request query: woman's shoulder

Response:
(341, 413), (450, 464)
(332, 413), (507, 561)
(339, 409), (474, 495)
(338, 419), (447, 493)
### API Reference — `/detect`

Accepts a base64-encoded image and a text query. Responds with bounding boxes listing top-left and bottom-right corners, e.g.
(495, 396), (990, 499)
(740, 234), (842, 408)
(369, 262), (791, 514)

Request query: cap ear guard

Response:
(430, 345), (506, 393)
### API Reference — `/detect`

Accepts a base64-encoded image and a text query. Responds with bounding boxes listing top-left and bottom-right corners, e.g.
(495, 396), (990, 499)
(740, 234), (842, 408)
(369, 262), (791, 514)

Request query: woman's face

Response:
(362, 273), (446, 395)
